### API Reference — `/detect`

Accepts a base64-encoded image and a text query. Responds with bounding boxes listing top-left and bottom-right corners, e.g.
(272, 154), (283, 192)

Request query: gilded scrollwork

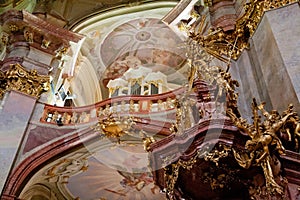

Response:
(142, 136), (155, 151)
(41, 38), (51, 49)
(55, 45), (69, 59)
(0, 63), (50, 99)
(201, 144), (240, 191)
(0, 70), (7, 98)
(163, 144), (232, 199)
(203, 166), (239, 191)
(8, 24), (19, 32)
(187, 0), (299, 60)
(164, 151), (200, 199)
(171, 91), (197, 136)
(186, 48), (240, 117)
(281, 104), (300, 151)
(203, 144), (231, 166)
(248, 175), (289, 200)
(24, 29), (34, 43)
(1, 33), (9, 46)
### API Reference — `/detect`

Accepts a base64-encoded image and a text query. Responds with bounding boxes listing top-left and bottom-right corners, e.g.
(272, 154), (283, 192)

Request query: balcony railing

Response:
(40, 87), (185, 126)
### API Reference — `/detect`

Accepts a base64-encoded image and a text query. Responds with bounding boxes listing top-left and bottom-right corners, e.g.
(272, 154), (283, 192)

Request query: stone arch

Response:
(2, 127), (97, 198)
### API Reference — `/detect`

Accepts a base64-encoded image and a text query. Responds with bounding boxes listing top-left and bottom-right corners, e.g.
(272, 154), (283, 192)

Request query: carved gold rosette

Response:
(0, 63), (50, 98)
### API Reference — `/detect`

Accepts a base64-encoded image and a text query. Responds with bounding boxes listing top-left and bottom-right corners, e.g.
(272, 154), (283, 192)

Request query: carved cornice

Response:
(0, 63), (50, 99)
(190, 0), (299, 60)
(208, 0), (235, 12)
(209, 0), (237, 31)
(0, 10), (84, 56)
(1, 56), (52, 74)
(69, 0), (179, 29)
(0, 10), (83, 42)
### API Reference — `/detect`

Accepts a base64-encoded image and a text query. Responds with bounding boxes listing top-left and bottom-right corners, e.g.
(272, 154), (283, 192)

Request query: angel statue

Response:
(230, 98), (298, 195)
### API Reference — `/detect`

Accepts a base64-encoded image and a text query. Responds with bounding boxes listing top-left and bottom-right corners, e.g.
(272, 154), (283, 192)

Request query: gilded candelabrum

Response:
(93, 113), (135, 142)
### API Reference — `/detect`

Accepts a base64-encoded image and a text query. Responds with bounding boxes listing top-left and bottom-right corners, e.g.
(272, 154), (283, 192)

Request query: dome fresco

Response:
(100, 17), (186, 87)
(66, 4), (189, 104)
(100, 18), (184, 67)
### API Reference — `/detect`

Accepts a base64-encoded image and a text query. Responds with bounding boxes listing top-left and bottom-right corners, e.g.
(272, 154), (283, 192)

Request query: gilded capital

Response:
(0, 63), (50, 99)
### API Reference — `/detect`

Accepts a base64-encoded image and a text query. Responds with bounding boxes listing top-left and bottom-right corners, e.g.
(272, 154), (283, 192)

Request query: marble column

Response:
(0, 91), (36, 195)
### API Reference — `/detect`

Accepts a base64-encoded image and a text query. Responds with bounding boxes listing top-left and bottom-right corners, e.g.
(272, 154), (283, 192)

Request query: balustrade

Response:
(40, 82), (225, 127)
(40, 87), (184, 126)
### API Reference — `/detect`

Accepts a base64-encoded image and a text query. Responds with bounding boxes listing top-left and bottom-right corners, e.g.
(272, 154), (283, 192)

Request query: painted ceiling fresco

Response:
(100, 17), (185, 84)
(67, 145), (164, 200)
(72, 4), (188, 99)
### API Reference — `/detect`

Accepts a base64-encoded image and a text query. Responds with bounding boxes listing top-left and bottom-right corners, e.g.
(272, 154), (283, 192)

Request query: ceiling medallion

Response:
(135, 31), (151, 41)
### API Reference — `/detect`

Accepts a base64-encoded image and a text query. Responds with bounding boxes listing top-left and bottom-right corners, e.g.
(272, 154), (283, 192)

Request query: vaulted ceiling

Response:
(34, 0), (180, 28)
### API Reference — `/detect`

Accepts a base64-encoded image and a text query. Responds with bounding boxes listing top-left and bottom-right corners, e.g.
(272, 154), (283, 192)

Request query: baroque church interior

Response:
(0, 0), (300, 199)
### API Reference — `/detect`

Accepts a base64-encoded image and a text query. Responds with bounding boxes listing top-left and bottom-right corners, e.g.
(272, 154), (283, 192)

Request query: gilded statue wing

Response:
(232, 149), (253, 169)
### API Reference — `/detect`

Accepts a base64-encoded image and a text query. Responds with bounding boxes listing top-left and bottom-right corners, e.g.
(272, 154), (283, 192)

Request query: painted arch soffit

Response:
(19, 140), (164, 200)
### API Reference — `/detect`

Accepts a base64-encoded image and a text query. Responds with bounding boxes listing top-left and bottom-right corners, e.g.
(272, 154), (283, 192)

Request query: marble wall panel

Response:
(250, 11), (298, 113)
(231, 47), (273, 120)
(230, 57), (252, 120)
(22, 125), (75, 154)
(265, 3), (300, 110)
